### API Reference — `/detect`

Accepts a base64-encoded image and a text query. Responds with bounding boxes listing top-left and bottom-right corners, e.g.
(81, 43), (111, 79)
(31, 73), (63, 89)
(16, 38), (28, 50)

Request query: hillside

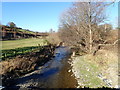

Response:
(1, 25), (48, 40)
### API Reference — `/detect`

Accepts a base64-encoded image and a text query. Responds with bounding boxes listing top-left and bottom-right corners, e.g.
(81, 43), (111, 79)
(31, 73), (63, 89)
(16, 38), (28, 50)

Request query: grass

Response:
(17, 29), (35, 34)
(1, 46), (41, 60)
(1, 38), (49, 50)
(72, 47), (118, 88)
(5, 27), (36, 34)
(72, 55), (107, 88)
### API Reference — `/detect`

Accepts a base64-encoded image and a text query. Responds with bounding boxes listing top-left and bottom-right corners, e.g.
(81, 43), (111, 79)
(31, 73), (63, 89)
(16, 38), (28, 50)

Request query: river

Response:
(5, 46), (78, 89)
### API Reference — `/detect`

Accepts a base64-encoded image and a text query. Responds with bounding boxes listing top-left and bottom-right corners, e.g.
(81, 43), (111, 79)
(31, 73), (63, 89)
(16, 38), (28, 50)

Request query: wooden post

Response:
(14, 50), (16, 56)
(22, 49), (23, 54)
(3, 53), (6, 59)
(72, 51), (76, 57)
(5, 53), (6, 58)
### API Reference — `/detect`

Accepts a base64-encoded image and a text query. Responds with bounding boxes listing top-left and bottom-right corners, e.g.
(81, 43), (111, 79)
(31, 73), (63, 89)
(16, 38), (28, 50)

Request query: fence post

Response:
(4, 53), (6, 59)
(14, 50), (16, 56)
(38, 44), (41, 50)
(22, 49), (23, 54)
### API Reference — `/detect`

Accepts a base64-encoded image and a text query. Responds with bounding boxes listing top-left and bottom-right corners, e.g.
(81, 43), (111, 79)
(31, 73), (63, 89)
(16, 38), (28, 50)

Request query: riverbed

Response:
(5, 46), (78, 89)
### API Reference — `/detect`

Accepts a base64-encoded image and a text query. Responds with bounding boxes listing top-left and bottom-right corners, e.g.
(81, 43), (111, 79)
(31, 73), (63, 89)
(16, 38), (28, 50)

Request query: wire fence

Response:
(1, 45), (44, 61)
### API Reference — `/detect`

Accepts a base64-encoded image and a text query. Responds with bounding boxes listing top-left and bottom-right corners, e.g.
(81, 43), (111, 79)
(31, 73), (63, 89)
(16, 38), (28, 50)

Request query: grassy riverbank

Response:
(1, 38), (57, 87)
(71, 55), (107, 88)
(1, 45), (56, 87)
(71, 46), (118, 88)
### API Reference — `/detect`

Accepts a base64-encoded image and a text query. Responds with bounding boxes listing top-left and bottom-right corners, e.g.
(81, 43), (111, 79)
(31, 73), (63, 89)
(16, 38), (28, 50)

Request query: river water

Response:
(5, 46), (78, 89)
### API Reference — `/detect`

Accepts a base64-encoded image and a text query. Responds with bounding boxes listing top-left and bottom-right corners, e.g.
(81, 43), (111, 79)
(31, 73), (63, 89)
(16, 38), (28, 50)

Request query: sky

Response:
(106, 2), (118, 28)
(1, 2), (118, 32)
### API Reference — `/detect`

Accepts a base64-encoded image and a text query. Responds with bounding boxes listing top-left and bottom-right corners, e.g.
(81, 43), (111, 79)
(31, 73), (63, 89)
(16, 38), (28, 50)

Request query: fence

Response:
(1, 46), (44, 61)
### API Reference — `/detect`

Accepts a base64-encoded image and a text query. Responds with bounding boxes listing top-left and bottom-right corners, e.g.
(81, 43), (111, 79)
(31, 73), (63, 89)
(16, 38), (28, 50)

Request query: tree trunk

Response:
(13, 29), (16, 38)
(89, 2), (92, 54)
(89, 24), (92, 53)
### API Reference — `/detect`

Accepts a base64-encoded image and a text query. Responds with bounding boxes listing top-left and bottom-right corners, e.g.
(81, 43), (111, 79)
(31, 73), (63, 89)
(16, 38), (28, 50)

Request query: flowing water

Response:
(5, 46), (77, 89)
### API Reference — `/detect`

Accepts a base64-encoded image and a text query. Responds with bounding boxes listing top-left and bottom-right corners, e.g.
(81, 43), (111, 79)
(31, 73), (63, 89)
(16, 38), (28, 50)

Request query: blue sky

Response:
(2, 2), (118, 32)
(106, 2), (118, 28)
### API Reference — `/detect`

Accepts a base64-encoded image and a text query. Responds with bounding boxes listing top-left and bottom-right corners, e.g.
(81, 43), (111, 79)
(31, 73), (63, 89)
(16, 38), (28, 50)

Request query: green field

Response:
(1, 38), (48, 50)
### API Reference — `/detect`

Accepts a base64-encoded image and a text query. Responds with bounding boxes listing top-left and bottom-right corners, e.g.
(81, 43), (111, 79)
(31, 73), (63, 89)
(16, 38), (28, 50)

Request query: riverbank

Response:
(1, 44), (55, 87)
(70, 46), (118, 88)
(2, 47), (77, 89)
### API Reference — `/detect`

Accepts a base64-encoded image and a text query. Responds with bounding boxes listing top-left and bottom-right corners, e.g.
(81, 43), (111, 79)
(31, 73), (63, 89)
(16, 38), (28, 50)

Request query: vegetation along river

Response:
(5, 46), (78, 89)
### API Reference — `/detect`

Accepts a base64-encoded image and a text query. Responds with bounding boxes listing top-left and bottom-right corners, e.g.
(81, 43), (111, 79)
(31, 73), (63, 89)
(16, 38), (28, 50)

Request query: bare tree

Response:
(59, 2), (112, 53)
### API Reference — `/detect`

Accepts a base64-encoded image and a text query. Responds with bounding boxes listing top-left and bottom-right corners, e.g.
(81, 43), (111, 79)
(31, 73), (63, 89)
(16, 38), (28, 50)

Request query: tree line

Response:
(57, 2), (118, 54)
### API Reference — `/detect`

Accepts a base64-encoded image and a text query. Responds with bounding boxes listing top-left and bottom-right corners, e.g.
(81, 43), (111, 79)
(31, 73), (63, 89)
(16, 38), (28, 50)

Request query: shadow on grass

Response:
(1, 46), (43, 61)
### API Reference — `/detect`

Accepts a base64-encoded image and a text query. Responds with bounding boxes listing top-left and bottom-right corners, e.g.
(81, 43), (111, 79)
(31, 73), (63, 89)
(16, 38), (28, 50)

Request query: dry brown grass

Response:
(106, 30), (118, 44)
(0, 45), (55, 77)
(46, 32), (62, 45)
(0, 56), (37, 75)
(92, 45), (118, 87)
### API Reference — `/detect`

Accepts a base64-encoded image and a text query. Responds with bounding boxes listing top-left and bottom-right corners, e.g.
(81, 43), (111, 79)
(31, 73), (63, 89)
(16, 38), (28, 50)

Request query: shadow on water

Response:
(9, 68), (59, 86)
(40, 67), (59, 77)
(5, 47), (78, 89)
